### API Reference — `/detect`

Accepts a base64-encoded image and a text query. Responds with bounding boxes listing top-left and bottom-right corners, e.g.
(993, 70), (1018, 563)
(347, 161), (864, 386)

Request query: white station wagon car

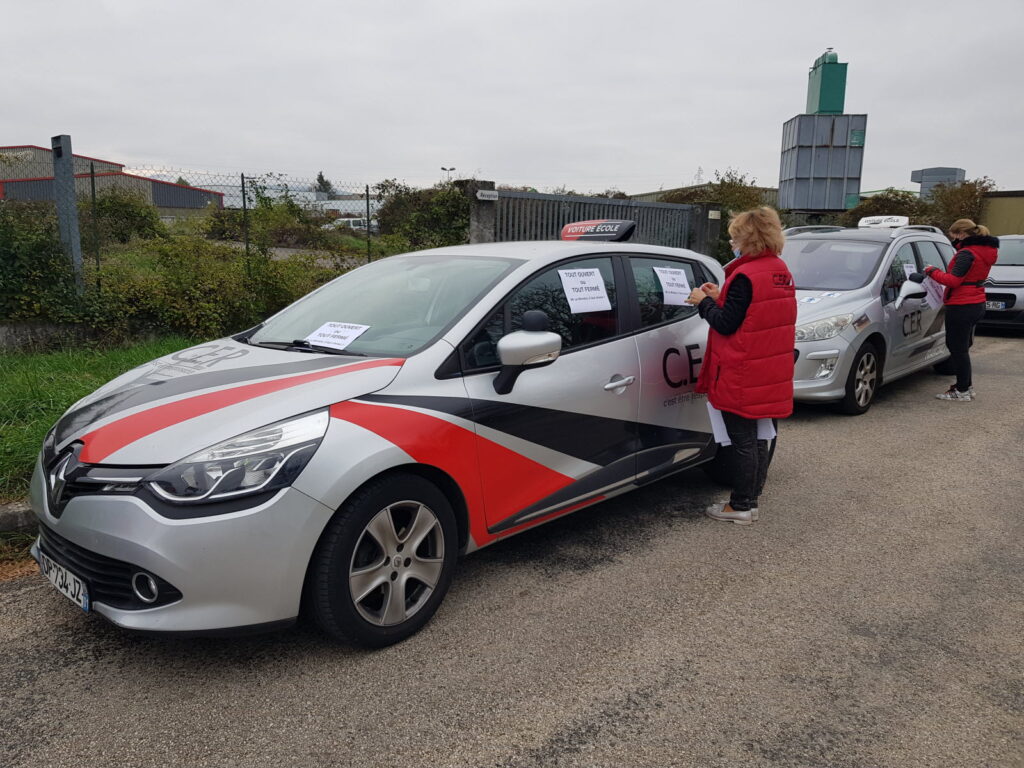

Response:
(980, 234), (1024, 329)
(782, 217), (955, 413)
(32, 220), (737, 647)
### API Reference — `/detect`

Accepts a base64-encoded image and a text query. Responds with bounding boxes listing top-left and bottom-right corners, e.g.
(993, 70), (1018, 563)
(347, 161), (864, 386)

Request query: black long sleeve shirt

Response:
(697, 274), (752, 335)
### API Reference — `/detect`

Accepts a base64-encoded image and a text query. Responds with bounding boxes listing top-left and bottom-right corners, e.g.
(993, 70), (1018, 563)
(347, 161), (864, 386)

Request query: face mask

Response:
(733, 248), (742, 258)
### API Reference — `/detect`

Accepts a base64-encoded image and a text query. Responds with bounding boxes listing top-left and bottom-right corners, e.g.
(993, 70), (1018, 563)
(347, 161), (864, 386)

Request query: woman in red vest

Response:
(921, 219), (998, 401)
(685, 207), (797, 525)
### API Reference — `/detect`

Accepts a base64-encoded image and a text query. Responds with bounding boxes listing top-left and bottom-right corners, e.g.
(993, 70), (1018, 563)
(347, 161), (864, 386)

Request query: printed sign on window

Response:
(652, 267), (692, 306)
(558, 268), (611, 314)
(304, 322), (370, 351)
(902, 264), (916, 280)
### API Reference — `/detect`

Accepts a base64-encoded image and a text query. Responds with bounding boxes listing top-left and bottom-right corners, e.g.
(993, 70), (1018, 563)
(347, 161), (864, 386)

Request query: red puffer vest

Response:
(696, 251), (797, 419)
(925, 235), (999, 305)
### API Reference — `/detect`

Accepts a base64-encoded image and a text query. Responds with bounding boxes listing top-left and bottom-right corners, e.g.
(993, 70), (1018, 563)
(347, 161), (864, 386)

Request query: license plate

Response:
(986, 300), (1006, 310)
(38, 550), (90, 612)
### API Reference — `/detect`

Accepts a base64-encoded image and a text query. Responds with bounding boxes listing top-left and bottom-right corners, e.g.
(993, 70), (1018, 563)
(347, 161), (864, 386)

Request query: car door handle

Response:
(603, 375), (636, 391)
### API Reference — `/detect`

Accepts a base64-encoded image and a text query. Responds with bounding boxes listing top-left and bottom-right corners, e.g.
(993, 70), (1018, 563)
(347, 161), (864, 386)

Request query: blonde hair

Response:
(728, 206), (785, 256)
(948, 218), (990, 237)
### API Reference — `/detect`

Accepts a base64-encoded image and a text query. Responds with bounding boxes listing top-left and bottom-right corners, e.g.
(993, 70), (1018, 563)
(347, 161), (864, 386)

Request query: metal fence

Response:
(494, 190), (715, 253)
(0, 138), (382, 288)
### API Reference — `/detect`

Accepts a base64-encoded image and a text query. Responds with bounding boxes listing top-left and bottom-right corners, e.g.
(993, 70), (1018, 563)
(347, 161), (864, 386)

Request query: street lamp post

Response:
(441, 166), (456, 182)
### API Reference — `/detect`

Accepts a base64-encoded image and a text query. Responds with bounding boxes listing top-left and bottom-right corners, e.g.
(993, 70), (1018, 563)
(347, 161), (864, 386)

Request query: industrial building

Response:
(778, 49), (866, 211)
(0, 145), (223, 220)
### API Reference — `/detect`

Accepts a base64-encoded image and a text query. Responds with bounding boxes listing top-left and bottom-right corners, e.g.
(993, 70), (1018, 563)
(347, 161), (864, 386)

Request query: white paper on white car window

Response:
(902, 263), (916, 280)
(558, 268), (611, 313)
(706, 403), (777, 446)
(652, 267), (692, 306)
(304, 322), (370, 350)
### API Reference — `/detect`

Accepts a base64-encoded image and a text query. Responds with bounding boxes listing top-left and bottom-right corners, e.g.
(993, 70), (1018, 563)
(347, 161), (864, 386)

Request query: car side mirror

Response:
(493, 311), (561, 394)
(894, 280), (927, 310)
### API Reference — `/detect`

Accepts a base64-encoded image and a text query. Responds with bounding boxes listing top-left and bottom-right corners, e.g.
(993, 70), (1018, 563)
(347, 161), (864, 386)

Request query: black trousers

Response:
(721, 411), (777, 511)
(945, 302), (986, 391)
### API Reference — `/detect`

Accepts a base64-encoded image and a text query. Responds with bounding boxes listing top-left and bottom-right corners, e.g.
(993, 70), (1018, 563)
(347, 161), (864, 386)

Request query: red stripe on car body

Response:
(329, 401), (577, 548)
(79, 358), (403, 463)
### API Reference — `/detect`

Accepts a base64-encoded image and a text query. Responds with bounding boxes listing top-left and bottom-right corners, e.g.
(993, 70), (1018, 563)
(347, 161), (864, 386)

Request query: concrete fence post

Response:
(51, 134), (84, 292)
(457, 179), (497, 244)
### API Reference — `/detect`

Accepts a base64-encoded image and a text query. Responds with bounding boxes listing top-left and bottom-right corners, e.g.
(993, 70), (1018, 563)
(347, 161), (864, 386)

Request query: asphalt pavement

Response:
(2, 333), (1021, 768)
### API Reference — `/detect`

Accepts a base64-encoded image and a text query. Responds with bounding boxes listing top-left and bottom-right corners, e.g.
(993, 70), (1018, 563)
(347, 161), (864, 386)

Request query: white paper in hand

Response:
(558, 268), (612, 314)
(652, 267), (692, 306)
(304, 322), (370, 351)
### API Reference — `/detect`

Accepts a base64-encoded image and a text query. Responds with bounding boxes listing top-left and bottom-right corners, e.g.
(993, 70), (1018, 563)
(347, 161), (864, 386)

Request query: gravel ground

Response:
(1, 333), (1021, 768)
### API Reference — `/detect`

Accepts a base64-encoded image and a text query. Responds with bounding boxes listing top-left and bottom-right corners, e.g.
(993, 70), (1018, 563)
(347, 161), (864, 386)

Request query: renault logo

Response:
(47, 443), (82, 513)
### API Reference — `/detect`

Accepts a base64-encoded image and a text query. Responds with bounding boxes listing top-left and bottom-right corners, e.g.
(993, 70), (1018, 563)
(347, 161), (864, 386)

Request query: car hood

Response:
(989, 265), (1024, 284)
(51, 340), (404, 465)
(794, 288), (868, 323)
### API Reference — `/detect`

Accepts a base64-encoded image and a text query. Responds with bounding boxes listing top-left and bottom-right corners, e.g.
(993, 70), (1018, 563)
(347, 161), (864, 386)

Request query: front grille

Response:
(37, 524), (182, 610)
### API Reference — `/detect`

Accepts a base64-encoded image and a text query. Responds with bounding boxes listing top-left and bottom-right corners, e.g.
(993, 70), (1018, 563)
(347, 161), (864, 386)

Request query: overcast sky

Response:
(6, 0), (1023, 195)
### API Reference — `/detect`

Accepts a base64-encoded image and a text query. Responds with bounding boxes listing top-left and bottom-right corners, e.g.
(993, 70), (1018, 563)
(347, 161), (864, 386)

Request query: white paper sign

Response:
(706, 403), (777, 446)
(902, 264), (916, 280)
(304, 322), (370, 350)
(653, 267), (692, 306)
(558, 268), (611, 314)
(924, 276), (945, 307)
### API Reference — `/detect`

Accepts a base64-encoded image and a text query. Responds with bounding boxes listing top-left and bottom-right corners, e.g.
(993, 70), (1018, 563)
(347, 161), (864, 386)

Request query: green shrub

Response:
(0, 201), (78, 322)
(79, 237), (342, 341)
(374, 179), (469, 249)
(78, 187), (166, 244)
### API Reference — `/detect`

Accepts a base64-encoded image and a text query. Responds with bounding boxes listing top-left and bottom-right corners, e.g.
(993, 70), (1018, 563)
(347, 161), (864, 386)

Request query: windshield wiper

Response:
(250, 340), (368, 356)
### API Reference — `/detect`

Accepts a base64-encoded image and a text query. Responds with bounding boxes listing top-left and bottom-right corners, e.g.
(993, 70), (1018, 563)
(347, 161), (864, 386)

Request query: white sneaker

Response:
(935, 385), (973, 401)
(705, 503), (755, 525)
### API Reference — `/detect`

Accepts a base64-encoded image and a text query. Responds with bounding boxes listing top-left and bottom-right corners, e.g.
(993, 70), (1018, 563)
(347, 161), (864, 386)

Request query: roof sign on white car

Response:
(858, 215), (910, 228)
(304, 322), (370, 351)
(560, 219), (636, 241)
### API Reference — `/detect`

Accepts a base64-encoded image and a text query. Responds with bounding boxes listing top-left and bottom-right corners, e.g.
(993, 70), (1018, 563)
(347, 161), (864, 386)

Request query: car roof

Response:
(397, 240), (717, 263)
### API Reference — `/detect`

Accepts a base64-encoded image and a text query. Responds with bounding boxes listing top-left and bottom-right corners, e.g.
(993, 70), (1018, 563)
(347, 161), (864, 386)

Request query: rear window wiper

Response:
(250, 340), (368, 356)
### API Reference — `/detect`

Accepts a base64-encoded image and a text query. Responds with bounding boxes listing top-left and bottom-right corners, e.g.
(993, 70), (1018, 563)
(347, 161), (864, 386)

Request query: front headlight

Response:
(145, 410), (329, 504)
(795, 313), (854, 342)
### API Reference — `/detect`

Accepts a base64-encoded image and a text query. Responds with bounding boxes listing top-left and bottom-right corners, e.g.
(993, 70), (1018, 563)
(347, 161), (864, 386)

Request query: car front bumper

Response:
(29, 457), (334, 634)
(792, 338), (855, 402)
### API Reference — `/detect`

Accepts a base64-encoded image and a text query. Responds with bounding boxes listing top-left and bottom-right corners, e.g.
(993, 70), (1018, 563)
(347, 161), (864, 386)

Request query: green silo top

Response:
(806, 48), (847, 114)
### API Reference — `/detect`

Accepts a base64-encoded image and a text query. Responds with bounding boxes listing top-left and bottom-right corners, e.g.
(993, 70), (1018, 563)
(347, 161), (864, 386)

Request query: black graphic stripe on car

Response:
(359, 394), (710, 469)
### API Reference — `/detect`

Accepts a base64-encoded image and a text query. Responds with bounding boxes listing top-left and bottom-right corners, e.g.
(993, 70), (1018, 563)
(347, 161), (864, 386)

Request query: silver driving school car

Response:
(782, 216), (954, 413)
(31, 220), (731, 647)
(980, 234), (1024, 329)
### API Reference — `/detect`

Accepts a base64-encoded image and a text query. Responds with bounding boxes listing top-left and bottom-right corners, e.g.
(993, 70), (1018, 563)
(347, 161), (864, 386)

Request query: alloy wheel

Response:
(854, 351), (878, 407)
(348, 501), (445, 626)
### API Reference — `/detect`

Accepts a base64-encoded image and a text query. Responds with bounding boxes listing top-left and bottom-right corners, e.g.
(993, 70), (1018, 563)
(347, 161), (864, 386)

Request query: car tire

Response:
(838, 341), (880, 415)
(306, 473), (458, 648)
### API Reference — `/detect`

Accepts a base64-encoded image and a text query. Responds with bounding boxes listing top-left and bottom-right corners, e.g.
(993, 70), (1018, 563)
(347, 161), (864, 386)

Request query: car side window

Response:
(629, 257), (700, 328)
(881, 243), (916, 304)
(935, 242), (954, 267)
(461, 257), (618, 370)
(914, 241), (946, 272)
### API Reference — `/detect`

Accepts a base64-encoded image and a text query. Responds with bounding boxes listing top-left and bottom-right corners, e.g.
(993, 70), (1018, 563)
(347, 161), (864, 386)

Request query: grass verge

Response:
(0, 336), (195, 503)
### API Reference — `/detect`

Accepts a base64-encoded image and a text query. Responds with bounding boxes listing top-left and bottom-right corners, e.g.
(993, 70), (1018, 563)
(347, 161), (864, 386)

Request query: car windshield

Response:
(781, 238), (886, 290)
(996, 239), (1024, 266)
(249, 254), (521, 357)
